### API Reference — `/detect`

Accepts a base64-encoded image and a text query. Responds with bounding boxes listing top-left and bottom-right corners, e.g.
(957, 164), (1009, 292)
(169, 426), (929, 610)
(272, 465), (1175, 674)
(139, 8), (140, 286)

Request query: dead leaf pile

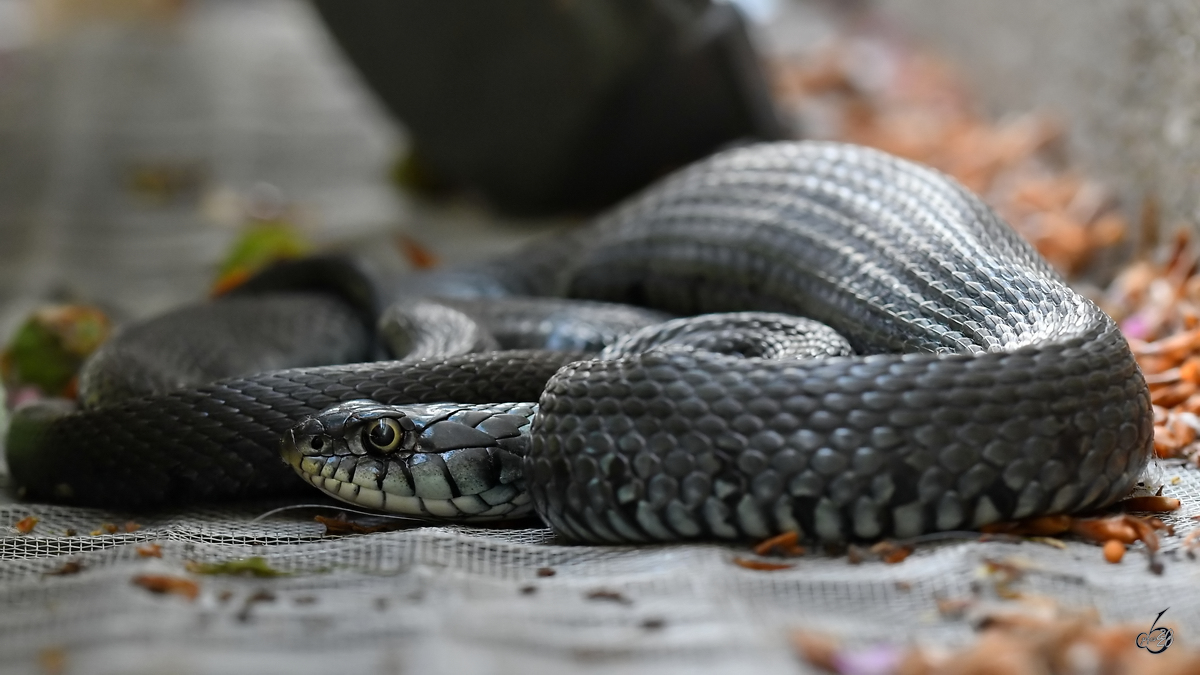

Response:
(792, 600), (1198, 675)
(772, 33), (1126, 276)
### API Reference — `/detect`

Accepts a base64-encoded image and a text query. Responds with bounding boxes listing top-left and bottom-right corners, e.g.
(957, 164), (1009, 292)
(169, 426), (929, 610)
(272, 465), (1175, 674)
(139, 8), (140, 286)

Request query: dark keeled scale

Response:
(522, 142), (1151, 544)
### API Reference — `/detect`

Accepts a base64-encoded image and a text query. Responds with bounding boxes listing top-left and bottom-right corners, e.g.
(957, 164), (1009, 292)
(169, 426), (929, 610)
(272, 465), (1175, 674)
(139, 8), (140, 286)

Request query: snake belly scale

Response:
(5, 142), (1153, 544)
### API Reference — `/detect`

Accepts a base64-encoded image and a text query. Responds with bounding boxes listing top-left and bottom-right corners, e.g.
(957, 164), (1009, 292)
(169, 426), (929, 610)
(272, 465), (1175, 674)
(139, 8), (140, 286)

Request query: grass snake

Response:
(5, 142), (1153, 543)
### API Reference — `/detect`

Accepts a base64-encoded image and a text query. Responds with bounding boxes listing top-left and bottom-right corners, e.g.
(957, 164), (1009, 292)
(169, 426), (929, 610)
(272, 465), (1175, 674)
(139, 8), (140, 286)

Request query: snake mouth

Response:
(281, 426), (532, 520)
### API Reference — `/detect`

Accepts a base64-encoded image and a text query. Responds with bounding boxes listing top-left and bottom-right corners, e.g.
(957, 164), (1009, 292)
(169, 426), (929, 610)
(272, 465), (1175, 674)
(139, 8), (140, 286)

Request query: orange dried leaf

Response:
(43, 561), (84, 577)
(1151, 381), (1197, 408)
(1145, 368), (1182, 386)
(396, 233), (439, 270)
(788, 630), (840, 671)
(869, 541), (914, 564)
(1034, 212), (1093, 274)
(1169, 415), (1198, 446)
(209, 268), (251, 297)
(1178, 357), (1200, 384)
(753, 531), (805, 557)
(732, 557), (794, 571)
(1154, 427), (1184, 458)
(1153, 405), (1170, 425)
(1124, 517), (1163, 552)
(1070, 517), (1139, 545)
(1185, 529), (1200, 551)
(1117, 496), (1181, 512)
(1012, 175), (1082, 212)
(136, 543), (163, 558)
(1185, 309), (1200, 330)
(1181, 393), (1200, 414)
(1070, 514), (1165, 552)
(38, 647), (66, 675)
(1089, 212), (1127, 247)
(936, 596), (974, 618)
(1139, 356), (1179, 376)
(314, 513), (407, 536)
(1138, 329), (1200, 361)
(132, 574), (199, 600)
(980, 514), (1073, 536)
(14, 516), (39, 534)
(1103, 539), (1126, 564)
(1145, 516), (1174, 535)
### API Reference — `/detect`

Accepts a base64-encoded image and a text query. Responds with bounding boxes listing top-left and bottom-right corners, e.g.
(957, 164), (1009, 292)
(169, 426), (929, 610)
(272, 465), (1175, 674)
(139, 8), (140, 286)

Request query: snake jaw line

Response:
(281, 400), (536, 520)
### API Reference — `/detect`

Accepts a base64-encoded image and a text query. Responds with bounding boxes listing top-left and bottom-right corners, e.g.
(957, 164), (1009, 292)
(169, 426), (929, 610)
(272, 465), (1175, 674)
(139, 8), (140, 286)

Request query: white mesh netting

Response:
(1, 463), (1198, 675)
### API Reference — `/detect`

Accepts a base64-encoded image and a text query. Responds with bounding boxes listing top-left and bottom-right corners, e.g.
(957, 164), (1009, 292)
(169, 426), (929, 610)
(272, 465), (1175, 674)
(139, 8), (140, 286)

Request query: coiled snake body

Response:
(6, 142), (1153, 543)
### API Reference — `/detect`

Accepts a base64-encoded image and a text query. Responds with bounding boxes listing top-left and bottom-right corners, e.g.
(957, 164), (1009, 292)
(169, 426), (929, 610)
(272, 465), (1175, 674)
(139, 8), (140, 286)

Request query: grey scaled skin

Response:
(283, 400), (537, 520)
(6, 142), (1154, 546)
(287, 312), (856, 526)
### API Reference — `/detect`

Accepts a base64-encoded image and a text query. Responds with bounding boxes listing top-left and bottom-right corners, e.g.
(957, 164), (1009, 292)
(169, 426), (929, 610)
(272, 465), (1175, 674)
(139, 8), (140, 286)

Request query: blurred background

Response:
(3, 0), (1200, 366)
(0, 0), (817, 343)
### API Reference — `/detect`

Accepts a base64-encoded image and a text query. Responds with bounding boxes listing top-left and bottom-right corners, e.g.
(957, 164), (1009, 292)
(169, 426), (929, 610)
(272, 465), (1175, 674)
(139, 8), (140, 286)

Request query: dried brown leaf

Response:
(752, 531), (806, 557)
(731, 557), (795, 571)
(132, 574), (199, 601)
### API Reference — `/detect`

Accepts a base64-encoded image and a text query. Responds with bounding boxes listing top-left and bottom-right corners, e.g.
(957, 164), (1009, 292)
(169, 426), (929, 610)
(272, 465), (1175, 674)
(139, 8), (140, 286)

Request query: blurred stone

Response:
(313, 0), (785, 214)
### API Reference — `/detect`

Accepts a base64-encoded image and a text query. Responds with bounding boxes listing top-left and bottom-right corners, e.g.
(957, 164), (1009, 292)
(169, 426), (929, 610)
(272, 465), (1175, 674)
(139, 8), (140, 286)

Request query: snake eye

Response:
(365, 418), (403, 453)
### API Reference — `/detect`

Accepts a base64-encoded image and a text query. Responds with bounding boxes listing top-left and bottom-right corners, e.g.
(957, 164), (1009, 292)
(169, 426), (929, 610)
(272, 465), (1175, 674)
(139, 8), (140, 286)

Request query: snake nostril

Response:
(310, 437), (324, 450)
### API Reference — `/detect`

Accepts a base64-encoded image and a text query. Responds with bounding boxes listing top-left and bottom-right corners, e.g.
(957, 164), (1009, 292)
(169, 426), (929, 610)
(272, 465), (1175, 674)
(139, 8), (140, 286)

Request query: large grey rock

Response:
(312, 0), (785, 214)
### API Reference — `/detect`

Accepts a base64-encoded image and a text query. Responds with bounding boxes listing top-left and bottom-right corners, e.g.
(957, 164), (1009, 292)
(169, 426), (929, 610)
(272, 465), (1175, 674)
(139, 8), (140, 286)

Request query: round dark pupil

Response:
(369, 420), (396, 448)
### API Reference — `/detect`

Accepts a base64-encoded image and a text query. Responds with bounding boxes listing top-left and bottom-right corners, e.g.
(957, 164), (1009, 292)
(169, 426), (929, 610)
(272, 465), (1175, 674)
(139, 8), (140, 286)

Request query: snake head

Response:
(286, 399), (419, 460)
(280, 399), (535, 520)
